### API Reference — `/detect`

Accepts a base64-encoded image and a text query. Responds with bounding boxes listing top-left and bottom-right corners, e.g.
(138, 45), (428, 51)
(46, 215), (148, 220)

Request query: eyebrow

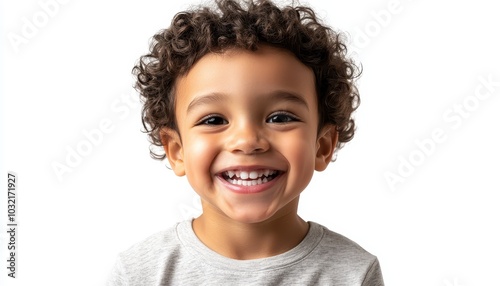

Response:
(186, 90), (309, 113)
(268, 91), (309, 111)
(187, 92), (229, 113)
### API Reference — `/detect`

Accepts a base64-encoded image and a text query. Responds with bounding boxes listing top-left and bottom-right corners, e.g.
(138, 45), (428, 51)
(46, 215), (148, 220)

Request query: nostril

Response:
(226, 127), (270, 154)
(229, 141), (269, 154)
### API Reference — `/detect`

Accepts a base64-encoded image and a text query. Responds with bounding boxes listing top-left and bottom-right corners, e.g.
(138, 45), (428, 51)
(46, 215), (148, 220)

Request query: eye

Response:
(266, 112), (299, 124)
(197, 115), (228, 126)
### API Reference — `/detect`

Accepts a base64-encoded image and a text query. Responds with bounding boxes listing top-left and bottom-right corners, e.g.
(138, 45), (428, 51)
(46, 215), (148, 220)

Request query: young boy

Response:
(108, 0), (384, 285)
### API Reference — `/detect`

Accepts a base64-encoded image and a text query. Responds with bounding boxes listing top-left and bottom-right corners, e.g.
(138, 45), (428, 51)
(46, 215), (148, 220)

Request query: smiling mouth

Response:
(221, 169), (282, 186)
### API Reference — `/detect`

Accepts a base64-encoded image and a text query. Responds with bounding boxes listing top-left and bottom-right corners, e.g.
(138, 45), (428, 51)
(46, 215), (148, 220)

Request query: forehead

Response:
(175, 45), (317, 111)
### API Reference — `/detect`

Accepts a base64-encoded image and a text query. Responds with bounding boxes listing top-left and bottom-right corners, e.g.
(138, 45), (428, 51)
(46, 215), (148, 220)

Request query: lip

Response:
(215, 165), (285, 194)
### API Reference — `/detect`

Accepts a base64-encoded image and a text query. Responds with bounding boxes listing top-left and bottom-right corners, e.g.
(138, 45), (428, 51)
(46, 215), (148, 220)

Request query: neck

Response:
(192, 200), (309, 260)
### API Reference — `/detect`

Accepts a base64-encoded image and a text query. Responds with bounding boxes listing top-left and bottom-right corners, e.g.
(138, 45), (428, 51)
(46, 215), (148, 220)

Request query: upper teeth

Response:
(225, 170), (277, 180)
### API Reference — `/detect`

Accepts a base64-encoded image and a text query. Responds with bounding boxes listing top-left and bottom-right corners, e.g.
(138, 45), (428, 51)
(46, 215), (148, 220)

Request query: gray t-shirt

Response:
(107, 220), (384, 285)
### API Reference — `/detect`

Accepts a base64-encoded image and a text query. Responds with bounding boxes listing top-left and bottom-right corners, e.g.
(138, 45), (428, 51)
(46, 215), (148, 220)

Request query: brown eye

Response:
(267, 112), (298, 123)
(199, 115), (228, 125)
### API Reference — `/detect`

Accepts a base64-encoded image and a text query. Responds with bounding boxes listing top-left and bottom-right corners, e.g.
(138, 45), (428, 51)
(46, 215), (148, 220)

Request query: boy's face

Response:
(162, 45), (337, 224)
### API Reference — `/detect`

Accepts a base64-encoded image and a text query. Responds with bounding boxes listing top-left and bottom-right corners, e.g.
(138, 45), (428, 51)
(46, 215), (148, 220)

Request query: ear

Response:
(160, 128), (186, 176)
(315, 125), (339, 171)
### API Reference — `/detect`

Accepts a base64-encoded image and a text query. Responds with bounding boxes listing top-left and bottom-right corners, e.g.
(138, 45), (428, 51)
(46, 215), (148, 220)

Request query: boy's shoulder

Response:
(306, 222), (384, 285)
(108, 220), (383, 285)
(310, 221), (378, 264)
(314, 221), (373, 251)
(117, 220), (377, 266)
(107, 222), (184, 286)
(118, 221), (182, 263)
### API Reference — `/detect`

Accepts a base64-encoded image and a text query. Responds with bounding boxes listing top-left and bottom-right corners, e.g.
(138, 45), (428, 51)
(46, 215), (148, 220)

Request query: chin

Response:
(226, 209), (278, 225)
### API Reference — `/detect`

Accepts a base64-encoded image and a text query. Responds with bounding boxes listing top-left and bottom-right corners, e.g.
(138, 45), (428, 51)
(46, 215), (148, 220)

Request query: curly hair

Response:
(133, 0), (361, 160)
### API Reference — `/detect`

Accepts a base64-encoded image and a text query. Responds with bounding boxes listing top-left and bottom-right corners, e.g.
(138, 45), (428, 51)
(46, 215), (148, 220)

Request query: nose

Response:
(226, 120), (270, 155)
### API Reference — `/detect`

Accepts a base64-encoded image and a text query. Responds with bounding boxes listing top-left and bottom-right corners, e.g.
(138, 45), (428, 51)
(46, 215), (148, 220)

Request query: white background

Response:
(1, 0), (499, 285)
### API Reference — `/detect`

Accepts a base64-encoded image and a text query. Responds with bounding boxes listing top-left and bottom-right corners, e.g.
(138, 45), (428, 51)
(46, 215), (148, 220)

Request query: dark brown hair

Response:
(133, 0), (361, 160)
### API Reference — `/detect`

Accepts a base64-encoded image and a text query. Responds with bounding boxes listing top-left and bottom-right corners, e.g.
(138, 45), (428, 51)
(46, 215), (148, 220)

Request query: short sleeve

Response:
(361, 257), (384, 286)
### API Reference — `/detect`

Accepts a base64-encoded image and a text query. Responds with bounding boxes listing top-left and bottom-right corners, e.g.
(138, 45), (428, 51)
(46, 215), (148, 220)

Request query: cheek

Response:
(280, 129), (317, 176)
(184, 134), (218, 177)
